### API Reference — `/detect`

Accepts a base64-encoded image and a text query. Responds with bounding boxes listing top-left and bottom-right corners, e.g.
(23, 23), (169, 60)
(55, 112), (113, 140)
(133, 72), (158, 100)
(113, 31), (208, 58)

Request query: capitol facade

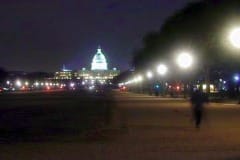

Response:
(54, 46), (120, 84)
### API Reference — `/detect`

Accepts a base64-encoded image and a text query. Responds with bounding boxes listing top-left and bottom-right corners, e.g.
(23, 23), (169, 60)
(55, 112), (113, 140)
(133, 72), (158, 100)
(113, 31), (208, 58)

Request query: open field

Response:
(0, 90), (113, 143)
(1, 91), (240, 159)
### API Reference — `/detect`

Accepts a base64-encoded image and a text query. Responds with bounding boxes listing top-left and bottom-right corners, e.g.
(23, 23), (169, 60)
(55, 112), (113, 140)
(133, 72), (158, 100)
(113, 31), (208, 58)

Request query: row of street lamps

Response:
(120, 51), (194, 87)
(120, 26), (240, 91)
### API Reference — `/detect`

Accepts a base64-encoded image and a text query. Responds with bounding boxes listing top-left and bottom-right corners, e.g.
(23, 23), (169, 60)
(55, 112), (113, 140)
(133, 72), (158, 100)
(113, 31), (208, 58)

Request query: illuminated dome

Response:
(91, 46), (108, 70)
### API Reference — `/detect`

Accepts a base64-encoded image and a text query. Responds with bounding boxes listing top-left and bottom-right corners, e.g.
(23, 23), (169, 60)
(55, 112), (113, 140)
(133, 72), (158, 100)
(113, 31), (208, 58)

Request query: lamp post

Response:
(146, 71), (153, 95)
(135, 75), (143, 93)
(157, 64), (168, 96)
(157, 64), (168, 76)
(229, 27), (240, 49)
(176, 51), (193, 97)
(229, 27), (240, 103)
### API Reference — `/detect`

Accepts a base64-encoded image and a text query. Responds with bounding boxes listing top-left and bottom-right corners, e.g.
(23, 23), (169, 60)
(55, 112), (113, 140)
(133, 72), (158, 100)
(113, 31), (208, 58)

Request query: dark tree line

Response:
(0, 67), (54, 86)
(0, 67), (8, 84)
(132, 0), (240, 76)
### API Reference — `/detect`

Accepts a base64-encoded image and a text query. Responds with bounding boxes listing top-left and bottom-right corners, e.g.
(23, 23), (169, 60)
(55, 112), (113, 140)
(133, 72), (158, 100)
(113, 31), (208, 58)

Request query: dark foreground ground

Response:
(1, 90), (240, 160)
(0, 90), (113, 143)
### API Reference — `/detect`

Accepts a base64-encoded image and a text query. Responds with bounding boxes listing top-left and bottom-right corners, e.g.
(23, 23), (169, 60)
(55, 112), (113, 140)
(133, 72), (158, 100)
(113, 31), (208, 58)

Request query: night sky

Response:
(0, 0), (198, 72)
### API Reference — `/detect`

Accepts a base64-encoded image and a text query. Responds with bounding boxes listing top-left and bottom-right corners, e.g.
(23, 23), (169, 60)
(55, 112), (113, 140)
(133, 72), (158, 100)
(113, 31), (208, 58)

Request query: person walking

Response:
(190, 89), (209, 128)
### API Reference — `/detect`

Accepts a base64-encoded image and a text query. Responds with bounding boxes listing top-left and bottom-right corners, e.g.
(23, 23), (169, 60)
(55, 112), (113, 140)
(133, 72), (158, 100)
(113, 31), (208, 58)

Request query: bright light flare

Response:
(137, 75), (143, 82)
(234, 75), (239, 82)
(157, 64), (167, 75)
(146, 71), (153, 79)
(229, 27), (240, 49)
(15, 80), (22, 87)
(6, 81), (10, 85)
(70, 83), (75, 87)
(177, 52), (193, 69)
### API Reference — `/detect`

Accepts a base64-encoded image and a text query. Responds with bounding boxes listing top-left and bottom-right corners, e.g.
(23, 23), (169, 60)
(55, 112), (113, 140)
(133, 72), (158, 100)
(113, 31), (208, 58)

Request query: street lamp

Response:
(146, 71), (154, 95)
(156, 64), (168, 96)
(229, 27), (240, 49)
(15, 80), (22, 88)
(176, 51), (194, 97)
(176, 52), (193, 69)
(229, 27), (240, 103)
(137, 75), (143, 82)
(234, 74), (240, 82)
(146, 71), (153, 79)
(157, 64), (168, 75)
(134, 75), (143, 93)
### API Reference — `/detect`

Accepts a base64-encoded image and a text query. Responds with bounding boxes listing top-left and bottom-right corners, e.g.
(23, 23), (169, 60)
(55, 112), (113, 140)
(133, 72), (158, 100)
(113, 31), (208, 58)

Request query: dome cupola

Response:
(91, 46), (108, 70)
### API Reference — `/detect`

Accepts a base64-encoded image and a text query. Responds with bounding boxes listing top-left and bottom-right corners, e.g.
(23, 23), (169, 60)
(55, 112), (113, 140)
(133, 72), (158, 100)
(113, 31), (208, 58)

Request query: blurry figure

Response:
(190, 89), (209, 128)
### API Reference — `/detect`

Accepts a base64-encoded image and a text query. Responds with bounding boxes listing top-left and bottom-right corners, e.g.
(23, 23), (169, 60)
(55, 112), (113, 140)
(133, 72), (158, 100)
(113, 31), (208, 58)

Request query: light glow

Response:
(234, 75), (239, 82)
(146, 71), (153, 79)
(70, 83), (75, 87)
(137, 75), (143, 82)
(16, 80), (22, 87)
(202, 84), (207, 90)
(177, 52), (193, 69)
(229, 27), (240, 49)
(157, 64), (167, 75)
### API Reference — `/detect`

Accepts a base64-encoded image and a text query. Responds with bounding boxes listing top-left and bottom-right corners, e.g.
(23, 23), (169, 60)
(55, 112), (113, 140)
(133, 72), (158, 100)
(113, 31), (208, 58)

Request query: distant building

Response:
(54, 46), (120, 84)
(54, 65), (73, 80)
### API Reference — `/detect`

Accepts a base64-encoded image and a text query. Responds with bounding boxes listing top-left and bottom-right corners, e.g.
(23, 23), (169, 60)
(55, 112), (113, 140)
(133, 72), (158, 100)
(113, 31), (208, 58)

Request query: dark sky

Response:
(0, 0), (198, 72)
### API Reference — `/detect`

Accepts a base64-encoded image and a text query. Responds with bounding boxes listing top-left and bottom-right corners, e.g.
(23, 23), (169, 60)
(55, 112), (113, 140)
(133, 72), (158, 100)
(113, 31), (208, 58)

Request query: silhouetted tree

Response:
(132, 0), (240, 93)
(0, 67), (8, 84)
(112, 70), (134, 85)
(133, 0), (240, 73)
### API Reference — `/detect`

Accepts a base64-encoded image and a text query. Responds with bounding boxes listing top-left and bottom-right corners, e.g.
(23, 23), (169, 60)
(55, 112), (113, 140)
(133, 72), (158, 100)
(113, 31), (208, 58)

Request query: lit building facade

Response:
(54, 65), (73, 80)
(54, 46), (120, 83)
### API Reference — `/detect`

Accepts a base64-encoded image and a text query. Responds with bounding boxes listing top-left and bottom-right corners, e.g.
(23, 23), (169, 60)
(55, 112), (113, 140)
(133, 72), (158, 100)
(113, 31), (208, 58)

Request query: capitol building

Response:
(54, 46), (120, 84)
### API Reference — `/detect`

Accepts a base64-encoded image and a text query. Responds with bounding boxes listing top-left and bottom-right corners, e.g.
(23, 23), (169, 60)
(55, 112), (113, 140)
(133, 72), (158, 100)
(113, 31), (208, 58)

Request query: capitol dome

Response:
(91, 46), (108, 70)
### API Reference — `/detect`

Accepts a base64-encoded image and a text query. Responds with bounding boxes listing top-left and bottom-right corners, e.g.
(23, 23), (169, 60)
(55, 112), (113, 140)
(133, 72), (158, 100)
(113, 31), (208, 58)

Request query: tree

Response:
(112, 70), (134, 85)
(132, 0), (240, 93)
(0, 67), (8, 84)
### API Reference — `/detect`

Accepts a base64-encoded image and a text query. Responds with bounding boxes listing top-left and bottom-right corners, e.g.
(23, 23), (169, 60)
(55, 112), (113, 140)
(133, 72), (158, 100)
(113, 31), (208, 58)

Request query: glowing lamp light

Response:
(176, 86), (180, 91)
(210, 84), (214, 90)
(6, 81), (10, 85)
(229, 27), (240, 49)
(146, 71), (153, 79)
(202, 84), (207, 91)
(155, 84), (160, 89)
(16, 80), (22, 87)
(157, 64), (167, 75)
(70, 83), (75, 87)
(177, 52), (193, 69)
(137, 75), (143, 82)
(25, 81), (29, 86)
(133, 77), (138, 83)
(234, 75), (240, 82)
